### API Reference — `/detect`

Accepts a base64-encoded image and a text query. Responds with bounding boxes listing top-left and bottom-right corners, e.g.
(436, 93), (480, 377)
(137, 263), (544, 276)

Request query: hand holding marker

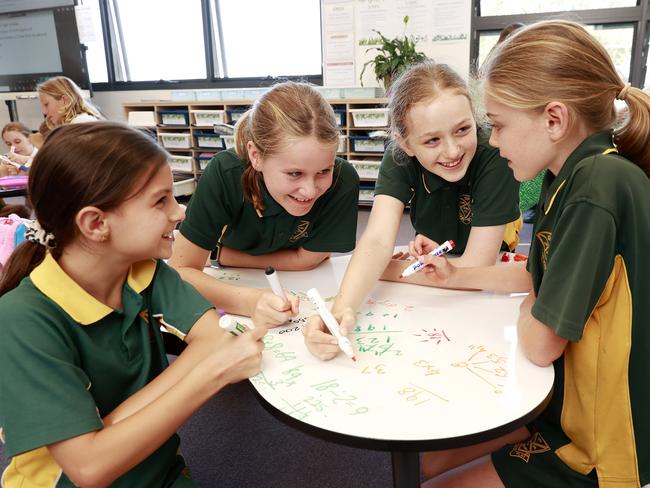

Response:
(219, 314), (252, 336)
(265, 266), (285, 299)
(307, 288), (356, 362)
(400, 239), (455, 279)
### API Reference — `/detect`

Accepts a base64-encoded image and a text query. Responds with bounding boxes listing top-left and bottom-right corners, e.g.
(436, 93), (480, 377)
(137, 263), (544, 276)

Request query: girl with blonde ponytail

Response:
(415, 20), (650, 488)
(169, 82), (359, 326)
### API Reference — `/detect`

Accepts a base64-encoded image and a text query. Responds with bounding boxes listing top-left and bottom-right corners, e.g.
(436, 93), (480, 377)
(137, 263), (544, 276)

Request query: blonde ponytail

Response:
(615, 86), (650, 177)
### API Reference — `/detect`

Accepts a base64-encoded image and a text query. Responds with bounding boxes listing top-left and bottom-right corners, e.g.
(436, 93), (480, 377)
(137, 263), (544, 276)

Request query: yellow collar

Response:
(30, 254), (157, 325)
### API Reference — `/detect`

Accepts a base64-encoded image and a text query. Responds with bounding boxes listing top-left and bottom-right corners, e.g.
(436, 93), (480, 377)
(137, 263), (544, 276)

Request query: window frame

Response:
(89, 0), (323, 91)
(470, 0), (650, 87)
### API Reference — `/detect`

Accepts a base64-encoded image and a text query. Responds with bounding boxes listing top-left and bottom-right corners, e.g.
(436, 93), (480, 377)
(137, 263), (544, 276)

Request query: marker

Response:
(399, 239), (455, 279)
(0, 155), (28, 172)
(219, 314), (251, 336)
(500, 252), (528, 263)
(306, 288), (356, 362)
(265, 266), (285, 298)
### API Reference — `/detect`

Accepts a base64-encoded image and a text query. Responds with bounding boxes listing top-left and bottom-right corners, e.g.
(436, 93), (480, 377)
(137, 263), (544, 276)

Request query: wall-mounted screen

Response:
(0, 2), (88, 92)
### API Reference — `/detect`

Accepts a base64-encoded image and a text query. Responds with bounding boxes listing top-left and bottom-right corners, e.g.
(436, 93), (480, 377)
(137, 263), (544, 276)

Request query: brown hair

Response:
(37, 76), (102, 129)
(2, 122), (31, 139)
(0, 122), (168, 296)
(481, 20), (650, 177)
(387, 61), (474, 161)
(233, 82), (339, 211)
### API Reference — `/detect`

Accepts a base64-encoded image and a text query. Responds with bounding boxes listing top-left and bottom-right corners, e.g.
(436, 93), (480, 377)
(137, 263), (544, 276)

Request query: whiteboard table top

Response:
(204, 255), (554, 452)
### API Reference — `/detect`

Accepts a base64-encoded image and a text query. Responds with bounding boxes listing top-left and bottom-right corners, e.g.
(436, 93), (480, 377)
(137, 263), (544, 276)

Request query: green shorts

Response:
(491, 430), (598, 488)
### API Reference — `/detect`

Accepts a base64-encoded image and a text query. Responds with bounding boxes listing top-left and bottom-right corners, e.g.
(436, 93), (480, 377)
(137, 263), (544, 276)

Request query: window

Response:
(112, 0), (206, 81)
(215, 0), (322, 78)
(471, 0), (649, 87)
(479, 0), (636, 17)
(81, 0), (323, 89)
(476, 24), (634, 82)
(76, 0), (108, 83)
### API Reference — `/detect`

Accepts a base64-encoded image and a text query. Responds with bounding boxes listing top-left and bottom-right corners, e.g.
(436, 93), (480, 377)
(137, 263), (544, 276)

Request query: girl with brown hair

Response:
(304, 61), (520, 360)
(414, 20), (650, 487)
(169, 81), (359, 324)
(0, 122), (266, 486)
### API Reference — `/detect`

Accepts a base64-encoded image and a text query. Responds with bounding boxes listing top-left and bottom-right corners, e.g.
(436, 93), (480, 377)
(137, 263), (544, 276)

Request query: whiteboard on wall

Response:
(323, 0), (471, 88)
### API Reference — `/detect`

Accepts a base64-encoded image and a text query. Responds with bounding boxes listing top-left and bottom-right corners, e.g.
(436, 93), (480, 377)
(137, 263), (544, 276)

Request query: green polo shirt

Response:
(527, 131), (650, 485)
(180, 149), (359, 254)
(374, 135), (520, 254)
(0, 255), (213, 487)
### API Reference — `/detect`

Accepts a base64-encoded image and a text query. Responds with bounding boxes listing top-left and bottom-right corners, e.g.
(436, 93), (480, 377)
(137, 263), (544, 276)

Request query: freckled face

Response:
(257, 136), (337, 217)
(400, 91), (477, 183)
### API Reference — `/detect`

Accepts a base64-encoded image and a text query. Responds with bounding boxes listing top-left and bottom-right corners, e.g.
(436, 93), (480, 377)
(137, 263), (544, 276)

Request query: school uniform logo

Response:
(289, 220), (310, 242)
(458, 194), (472, 224)
(509, 432), (551, 462)
(536, 231), (552, 271)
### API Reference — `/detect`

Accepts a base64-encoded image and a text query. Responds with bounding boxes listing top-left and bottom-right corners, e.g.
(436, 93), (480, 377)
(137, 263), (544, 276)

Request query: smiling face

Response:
(485, 95), (552, 181)
(252, 136), (337, 216)
(398, 91), (477, 182)
(39, 92), (67, 126)
(2, 130), (33, 155)
(104, 164), (185, 261)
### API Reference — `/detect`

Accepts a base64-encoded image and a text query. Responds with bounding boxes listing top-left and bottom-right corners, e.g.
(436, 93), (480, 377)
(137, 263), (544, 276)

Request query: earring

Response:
(100, 233), (109, 242)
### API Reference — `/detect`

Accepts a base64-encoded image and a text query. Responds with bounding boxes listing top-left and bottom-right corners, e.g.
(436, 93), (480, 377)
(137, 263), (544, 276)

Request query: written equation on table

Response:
(252, 292), (511, 423)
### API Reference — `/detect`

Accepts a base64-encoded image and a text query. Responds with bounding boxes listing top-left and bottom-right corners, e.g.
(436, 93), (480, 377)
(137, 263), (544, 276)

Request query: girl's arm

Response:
(219, 245), (329, 271)
(47, 313), (267, 487)
(379, 224), (506, 285)
(517, 292), (568, 367)
(304, 195), (404, 359)
(168, 235), (297, 327)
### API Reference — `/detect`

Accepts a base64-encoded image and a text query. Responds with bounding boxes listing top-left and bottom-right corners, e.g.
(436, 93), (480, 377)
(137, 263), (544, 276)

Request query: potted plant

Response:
(360, 16), (428, 90)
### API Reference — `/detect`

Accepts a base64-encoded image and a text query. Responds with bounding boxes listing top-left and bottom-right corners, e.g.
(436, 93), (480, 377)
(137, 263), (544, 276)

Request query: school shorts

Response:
(491, 430), (598, 488)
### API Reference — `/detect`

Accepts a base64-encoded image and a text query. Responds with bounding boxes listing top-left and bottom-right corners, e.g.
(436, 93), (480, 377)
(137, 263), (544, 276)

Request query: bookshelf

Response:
(123, 98), (389, 204)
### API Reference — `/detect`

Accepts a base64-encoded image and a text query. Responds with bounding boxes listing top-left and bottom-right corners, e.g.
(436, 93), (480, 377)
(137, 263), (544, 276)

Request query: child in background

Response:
(169, 81), (359, 324)
(1, 122), (38, 176)
(0, 122), (266, 486)
(304, 61), (520, 360)
(415, 21), (650, 487)
(37, 76), (102, 129)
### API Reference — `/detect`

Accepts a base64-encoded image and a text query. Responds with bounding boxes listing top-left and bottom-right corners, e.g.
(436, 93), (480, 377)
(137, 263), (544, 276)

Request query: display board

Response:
(203, 256), (554, 443)
(0, 0), (88, 93)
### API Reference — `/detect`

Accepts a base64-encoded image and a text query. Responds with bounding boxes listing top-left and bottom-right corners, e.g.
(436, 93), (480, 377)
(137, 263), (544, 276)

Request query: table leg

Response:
(391, 450), (420, 488)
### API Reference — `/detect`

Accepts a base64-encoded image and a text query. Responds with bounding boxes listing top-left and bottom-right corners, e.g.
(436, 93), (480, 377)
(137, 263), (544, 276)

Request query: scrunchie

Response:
(24, 220), (57, 248)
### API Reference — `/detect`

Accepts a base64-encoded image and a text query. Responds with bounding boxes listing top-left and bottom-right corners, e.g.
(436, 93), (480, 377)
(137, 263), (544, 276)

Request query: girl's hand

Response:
(212, 325), (267, 385)
(7, 152), (30, 164)
(418, 254), (455, 286)
(303, 307), (355, 361)
(0, 163), (18, 176)
(408, 234), (440, 258)
(391, 250), (410, 260)
(252, 291), (299, 328)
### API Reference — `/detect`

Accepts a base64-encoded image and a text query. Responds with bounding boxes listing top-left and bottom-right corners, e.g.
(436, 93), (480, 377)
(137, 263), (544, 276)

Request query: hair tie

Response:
(617, 82), (631, 101)
(24, 220), (57, 248)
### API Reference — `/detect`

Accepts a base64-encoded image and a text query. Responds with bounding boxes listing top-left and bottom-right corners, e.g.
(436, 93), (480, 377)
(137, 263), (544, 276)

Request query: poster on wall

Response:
(324, 0), (471, 88)
(323, 0), (356, 87)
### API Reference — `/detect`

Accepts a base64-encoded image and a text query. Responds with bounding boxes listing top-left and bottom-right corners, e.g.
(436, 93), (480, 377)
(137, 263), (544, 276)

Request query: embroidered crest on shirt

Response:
(509, 432), (551, 463)
(458, 194), (472, 224)
(289, 220), (310, 242)
(139, 309), (150, 324)
(536, 231), (552, 271)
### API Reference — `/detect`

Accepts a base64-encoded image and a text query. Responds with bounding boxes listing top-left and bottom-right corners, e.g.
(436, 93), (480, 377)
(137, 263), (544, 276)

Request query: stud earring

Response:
(100, 233), (109, 242)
